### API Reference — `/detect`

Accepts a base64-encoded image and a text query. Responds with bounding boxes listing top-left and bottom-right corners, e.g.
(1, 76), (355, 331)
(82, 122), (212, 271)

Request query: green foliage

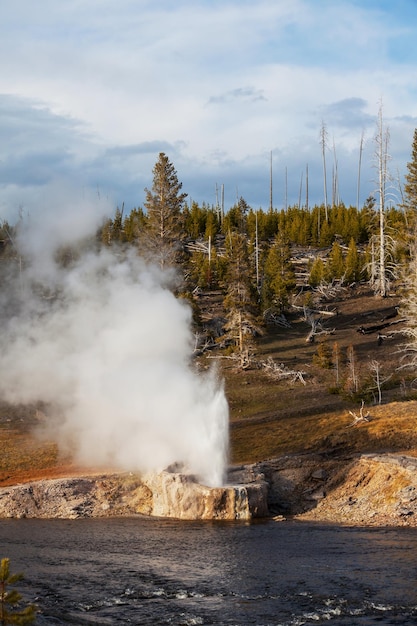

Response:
(100, 206), (129, 246)
(313, 342), (332, 369)
(123, 208), (147, 243)
(261, 233), (296, 313)
(223, 232), (255, 313)
(345, 238), (362, 283)
(0, 222), (18, 261)
(309, 257), (325, 287)
(222, 197), (250, 235)
(402, 128), (417, 222)
(142, 152), (188, 269)
(223, 232), (259, 349)
(183, 202), (221, 241)
(326, 240), (344, 281)
(0, 559), (36, 625)
(247, 209), (278, 242)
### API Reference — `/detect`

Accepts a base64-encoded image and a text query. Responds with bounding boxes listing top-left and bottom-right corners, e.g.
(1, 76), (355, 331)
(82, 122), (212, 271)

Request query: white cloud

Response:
(0, 0), (416, 213)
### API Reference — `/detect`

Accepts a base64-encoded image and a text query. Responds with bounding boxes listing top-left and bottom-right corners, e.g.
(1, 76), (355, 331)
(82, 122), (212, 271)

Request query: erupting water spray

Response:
(0, 190), (229, 487)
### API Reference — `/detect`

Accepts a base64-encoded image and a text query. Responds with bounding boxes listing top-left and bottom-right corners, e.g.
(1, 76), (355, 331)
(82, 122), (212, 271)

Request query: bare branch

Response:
(347, 400), (371, 427)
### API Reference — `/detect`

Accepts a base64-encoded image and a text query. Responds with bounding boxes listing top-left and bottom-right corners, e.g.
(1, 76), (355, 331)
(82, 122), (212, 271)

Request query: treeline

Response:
(101, 196), (406, 249)
(98, 193), (408, 298)
(0, 150), (413, 353)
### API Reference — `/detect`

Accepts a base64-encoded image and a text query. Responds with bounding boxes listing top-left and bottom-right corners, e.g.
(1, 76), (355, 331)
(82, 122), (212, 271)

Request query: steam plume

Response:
(0, 190), (229, 486)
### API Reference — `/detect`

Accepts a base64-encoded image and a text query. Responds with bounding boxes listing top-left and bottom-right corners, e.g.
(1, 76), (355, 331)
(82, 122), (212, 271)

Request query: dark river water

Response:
(1, 517), (417, 625)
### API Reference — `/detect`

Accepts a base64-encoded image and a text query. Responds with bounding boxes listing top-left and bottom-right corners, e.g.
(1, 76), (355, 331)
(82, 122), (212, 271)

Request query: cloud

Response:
(208, 87), (267, 105)
(104, 141), (177, 159)
(0, 1), (416, 213)
(319, 98), (375, 130)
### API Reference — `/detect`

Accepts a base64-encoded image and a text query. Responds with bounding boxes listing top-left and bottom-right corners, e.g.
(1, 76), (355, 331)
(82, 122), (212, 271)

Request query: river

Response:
(1, 517), (417, 625)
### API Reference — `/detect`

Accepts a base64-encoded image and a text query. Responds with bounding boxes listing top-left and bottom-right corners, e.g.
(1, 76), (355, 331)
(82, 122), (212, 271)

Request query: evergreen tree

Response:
(142, 152), (187, 269)
(399, 126), (417, 372)
(223, 232), (258, 351)
(184, 201), (206, 239)
(100, 206), (129, 247)
(402, 128), (417, 229)
(112, 205), (124, 242)
(123, 208), (147, 243)
(309, 256), (325, 287)
(399, 244), (417, 372)
(345, 237), (361, 283)
(261, 233), (296, 314)
(100, 217), (113, 246)
(326, 240), (344, 281)
(222, 197), (249, 235)
(0, 558), (36, 625)
(398, 130), (417, 373)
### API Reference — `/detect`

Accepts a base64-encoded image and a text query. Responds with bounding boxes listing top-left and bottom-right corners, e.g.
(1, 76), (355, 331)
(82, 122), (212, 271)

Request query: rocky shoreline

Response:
(257, 452), (417, 526)
(1, 453), (417, 525)
(0, 466), (269, 521)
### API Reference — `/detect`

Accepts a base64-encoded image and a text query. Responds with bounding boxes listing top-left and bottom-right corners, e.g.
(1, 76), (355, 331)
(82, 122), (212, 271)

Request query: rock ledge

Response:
(0, 468), (269, 521)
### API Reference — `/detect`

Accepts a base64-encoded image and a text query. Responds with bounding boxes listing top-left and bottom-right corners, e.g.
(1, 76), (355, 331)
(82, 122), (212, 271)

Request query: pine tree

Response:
(0, 558), (36, 625)
(112, 205), (124, 242)
(261, 233), (296, 314)
(398, 234), (417, 373)
(402, 128), (417, 229)
(326, 240), (344, 281)
(222, 197), (249, 235)
(345, 237), (361, 283)
(309, 256), (325, 287)
(223, 232), (258, 352)
(143, 153), (187, 269)
(123, 208), (147, 243)
(398, 129), (417, 373)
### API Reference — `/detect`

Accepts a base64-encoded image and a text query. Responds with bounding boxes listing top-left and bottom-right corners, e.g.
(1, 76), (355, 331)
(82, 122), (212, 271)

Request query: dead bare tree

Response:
(357, 129), (365, 211)
(261, 357), (307, 384)
(347, 400), (371, 427)
(368, 359), (392, 405)
(313, 280), (346, 301)
(332, 342), (341, 386)
(295, 306), (335, 343)
(371, 101), (398, 297)
(320, 121), (329, 222)
(346, 344), (360, 394)
(263, 309), (291, 328)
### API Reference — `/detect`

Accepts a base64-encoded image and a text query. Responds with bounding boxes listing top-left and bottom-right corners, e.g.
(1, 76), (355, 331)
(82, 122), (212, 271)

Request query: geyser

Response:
(0, 193), (229, 487)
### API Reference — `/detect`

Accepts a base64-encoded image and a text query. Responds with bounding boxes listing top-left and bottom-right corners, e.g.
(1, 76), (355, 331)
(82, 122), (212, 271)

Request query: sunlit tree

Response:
(261, 233), (296, 314)
(345, 238), (362, 283)
(398, 129), (417, 373)
(402, 128), (417, 230)
(223, 232), (259, 353)
(326, 240), (344, 281)
(143, 152), (187, 269)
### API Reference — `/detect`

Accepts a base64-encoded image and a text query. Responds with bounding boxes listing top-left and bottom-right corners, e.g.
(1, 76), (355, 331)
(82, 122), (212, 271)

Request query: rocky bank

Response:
(1, 454), (417, 525)
(257, 452), (417, 526)
(0, 466), (269, 521)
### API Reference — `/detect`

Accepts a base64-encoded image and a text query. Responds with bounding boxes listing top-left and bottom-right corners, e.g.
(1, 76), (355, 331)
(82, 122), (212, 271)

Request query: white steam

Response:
(0, 194), (229, 486)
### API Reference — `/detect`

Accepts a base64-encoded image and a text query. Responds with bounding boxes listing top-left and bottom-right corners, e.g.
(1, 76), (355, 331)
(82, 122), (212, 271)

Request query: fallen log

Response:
(357, 318), (406, 335)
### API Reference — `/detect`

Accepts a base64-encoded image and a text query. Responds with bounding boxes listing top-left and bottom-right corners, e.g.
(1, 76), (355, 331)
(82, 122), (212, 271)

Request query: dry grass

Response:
(224, 286), (417, 465)
(0, 429), (59, 485)
(1, 286), (417, 485)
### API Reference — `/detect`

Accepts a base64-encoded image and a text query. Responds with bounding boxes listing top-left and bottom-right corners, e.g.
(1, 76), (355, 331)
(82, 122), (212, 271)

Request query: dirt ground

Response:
(1, 284), (417, 490)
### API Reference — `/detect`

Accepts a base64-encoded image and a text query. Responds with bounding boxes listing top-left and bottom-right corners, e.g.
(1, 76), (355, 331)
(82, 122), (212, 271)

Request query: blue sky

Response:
(0, 0), (416, 222)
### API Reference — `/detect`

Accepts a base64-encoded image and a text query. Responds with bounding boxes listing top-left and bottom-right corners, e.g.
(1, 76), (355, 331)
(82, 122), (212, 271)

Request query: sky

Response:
(1, 0), (417, 222)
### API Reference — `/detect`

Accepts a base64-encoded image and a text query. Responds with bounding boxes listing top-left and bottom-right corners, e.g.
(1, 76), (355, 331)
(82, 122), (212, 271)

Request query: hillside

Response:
(220, 284), (415, 463)
(2, 284), (417, 525)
